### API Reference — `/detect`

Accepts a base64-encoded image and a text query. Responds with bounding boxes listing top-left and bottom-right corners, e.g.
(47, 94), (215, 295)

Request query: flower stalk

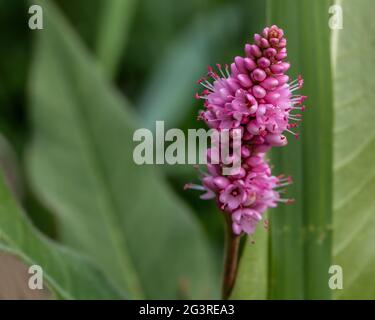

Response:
(222, 213), (241, 300)
(186, 25), (306, 299)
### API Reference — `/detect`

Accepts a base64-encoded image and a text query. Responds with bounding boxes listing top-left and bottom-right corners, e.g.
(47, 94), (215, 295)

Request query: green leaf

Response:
(27, 0), (217, 299)
(96, 0), (136, 77)
(230, 227), (268, 300)
(0, 170), (123, 299)
(267, 0), (333, 299)
(332, 0), (375, 299)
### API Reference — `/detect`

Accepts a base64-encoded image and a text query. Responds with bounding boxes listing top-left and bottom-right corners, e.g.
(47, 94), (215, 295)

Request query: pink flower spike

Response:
(188, 25), (305, 237)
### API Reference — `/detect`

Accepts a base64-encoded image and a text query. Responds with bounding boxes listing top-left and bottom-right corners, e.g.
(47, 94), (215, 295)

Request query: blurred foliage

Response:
(0, 170), (123, 299)
(0, 0), (30, 152)
(332, 0), (375, 299)
(27, 0), (218, 299)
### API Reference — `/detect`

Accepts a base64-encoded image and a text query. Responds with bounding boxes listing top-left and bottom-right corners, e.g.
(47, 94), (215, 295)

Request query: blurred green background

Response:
(0, 0), (374, 299)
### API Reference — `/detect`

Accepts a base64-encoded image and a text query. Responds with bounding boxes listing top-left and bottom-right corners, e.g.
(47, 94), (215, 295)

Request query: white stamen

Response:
(225, 65), (230, 78)
(186, 184), (206, 191)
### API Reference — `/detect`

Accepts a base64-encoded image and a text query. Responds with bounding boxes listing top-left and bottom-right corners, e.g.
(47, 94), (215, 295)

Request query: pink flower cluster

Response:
(187, 25), (305, 236)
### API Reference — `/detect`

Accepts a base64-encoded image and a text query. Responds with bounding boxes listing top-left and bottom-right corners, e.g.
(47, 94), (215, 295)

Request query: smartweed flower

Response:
(187, 26), (305, 236)
(187, 26), (306, 299)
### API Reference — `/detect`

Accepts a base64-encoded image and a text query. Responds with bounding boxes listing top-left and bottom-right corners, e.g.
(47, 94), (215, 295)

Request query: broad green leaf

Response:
(0, 171), (123, 299)
(230, 227), (268, 300)
(96, 0), (136, 77)
(332, 0), (375, 299)
(27, 0), (217, 299)
(268, 0), (333, 299)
